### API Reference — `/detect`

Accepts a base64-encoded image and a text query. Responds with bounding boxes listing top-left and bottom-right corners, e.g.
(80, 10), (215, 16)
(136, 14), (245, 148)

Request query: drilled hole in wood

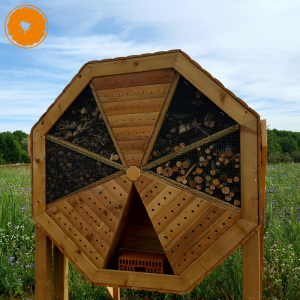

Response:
(94, 202), (96, 205)
(164, 197), (166, 199)
(53, 213), (56, 215)
(184, 259), (186, 261)
(177, 245), (179, 247)
(120, 194), (122, 196)
(152, 209), (154, 211)
(96, 257), (98, 260)
(171, 251), (174, 253)
(69, 228), (71, 230)
(215, 230), (218, 232)
(164, 217), (167, 219)
(177, 223), (180, 226)
(169, 192), (171, 194)
(104, 196), (107, 199)
(113, 187), (116, 189)
(191, 210), (194, 212)
(228, 217), (232, 219)
(199, 224), (202, 226)
(158, 203), (160, 206)
(178, 264), (180, 267)
(88, 198), (91, 200)
(99, 208), (101, 210)
(208, 237), (210, 239)
(101, 245), (103, 247)
(183, 198), (186, 200)
(74, 234), (77, 236)
(84, 245), (87, 247)
(86, 212), (88, 214)
(158, 222), (161, 225)
(150, 190), (153, 193)
(198, 245), (201, 247)
(223, 223), (225, 225)
(207, 217), (210, 220)
(178, 204), (180, 206)
(115, 207), (117, 209)
(213, 211), (216, 213)
(80, 223), (82, 225)
(170, 230), (173, 232)
(184, 217), (187, 219)
(197, 204), (200, 207)
(155, 186), (157, 189)
(90, 251), (92, 253)
(171, 210), (174, 213)
(110, 219), (112, 221)
(58, 218), (61, 220)
(64, 223), (66, 225)
(192, 230), (195, 233)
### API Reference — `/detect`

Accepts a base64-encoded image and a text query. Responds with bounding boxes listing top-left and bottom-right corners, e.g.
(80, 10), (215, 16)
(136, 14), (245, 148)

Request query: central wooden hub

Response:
(126, 166), (140, 181)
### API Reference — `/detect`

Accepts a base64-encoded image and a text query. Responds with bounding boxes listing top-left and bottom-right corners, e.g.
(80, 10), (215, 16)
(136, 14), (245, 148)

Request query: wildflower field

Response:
(0, 164), (299, 300)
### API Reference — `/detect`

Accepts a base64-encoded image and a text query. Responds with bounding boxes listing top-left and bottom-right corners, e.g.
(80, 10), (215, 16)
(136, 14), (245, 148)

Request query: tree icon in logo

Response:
(4, 5), (48, 49)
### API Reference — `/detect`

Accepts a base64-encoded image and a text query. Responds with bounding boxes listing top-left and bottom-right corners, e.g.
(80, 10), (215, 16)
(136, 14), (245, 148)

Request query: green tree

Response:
(267, 130), (282, 155)
(279, 136), (297, 154)
(12, 130), (28, 151)
(0, 132), (22, 163)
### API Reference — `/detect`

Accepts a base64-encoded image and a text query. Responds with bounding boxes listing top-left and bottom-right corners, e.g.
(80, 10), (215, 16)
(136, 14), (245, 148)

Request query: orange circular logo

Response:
(4, 5), (48, 49)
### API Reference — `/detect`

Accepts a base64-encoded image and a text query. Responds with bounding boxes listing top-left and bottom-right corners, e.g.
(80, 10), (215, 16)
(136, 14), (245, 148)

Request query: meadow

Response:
(0, 164), (299, 300)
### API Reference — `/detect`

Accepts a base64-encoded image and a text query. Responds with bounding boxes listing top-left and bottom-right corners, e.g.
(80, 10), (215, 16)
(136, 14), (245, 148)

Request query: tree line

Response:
(0, 129), (299, 165)
(267, 129), (300, 163)
(0, 131), (30, 164)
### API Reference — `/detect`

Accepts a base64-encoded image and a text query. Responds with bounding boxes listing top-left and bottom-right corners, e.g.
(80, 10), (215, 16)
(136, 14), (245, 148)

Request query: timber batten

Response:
(31, 50), (265, 298)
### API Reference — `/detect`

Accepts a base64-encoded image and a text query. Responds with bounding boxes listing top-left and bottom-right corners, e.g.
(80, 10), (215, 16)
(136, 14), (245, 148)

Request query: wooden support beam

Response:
(35, 224), (52, 300)
(260, 119), (267, 297)
(53, 244), (68, 300)
(243, 228), (261, 300)
(105, 286), (120, 300)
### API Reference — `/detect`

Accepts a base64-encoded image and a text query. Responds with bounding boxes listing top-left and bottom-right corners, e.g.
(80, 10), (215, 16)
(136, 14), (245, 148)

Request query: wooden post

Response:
(105, 286), (120, 300)
(243, 225), (261, 299)
(35, 224), (52, 300)
(53, 244), (68, 300)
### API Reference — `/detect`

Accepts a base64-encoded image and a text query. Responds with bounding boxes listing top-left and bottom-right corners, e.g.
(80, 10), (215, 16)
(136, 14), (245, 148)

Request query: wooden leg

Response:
(53, 244), (68, 300)
(105, 286), (120, 300)
(243, 229), (261, 300)
(35, 225), (52, 300)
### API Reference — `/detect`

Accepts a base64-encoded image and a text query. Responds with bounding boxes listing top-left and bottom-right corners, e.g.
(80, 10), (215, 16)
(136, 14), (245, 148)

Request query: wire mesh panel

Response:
(147, 76), (237, 164)
(47, 85), (120, 163)
(45, 140), (119, 205)
(148, 130), (241, 207)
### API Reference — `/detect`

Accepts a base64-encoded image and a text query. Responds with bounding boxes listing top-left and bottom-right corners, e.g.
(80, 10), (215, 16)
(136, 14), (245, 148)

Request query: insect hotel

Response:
(28, 50), (267, 300)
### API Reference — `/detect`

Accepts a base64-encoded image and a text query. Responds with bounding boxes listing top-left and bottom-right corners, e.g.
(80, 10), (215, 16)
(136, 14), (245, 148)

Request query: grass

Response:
(0, 164), (299, 299)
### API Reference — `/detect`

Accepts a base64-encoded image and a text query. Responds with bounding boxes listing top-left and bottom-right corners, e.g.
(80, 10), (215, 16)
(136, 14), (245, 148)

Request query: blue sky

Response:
(0, 0), (299, 134)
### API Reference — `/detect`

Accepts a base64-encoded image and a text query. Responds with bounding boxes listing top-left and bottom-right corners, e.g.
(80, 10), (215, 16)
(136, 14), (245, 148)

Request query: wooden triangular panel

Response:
(92, 69), (176, 167)
(134, 174), (243, 275)
(46, 175), (133, 269)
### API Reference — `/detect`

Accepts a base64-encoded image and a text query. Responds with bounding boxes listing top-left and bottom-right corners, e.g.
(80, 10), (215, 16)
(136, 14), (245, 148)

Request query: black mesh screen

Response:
(47, 85), (120, 162)
(45, 140), (119, 204)
(149, 131), (241, 207)
(148, 76), (236, 163)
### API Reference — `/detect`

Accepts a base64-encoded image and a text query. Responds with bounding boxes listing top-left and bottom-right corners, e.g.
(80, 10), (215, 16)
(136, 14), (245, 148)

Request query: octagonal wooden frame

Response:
(29, 50), (267, 299)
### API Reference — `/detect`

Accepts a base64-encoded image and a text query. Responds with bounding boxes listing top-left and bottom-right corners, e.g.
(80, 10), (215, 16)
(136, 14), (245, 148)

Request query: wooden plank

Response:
(55, 201), (109, 258)
(35, 213), (97, 281)
(103, 184), (135, 270)
(97, 83), (170, 104)
(118, 140), (149, 154)
(113, 126), (154, 141)
(180, 219), (257, 291)
(47, 206), (104, 268)
(80, 191), (119, 232)
(158, 199), (211, 249)
(260, 119), (267, 298)
(32, 132), (45, 217)
(174, 53), (255, 125)
(35, 224), (52, 300)
(152, 191), (196, 235)
(89, 186), (123, 219)
(171, 210), (240, 275)
(101, 180), (129, 206)
(92, 69), (175, 90)
(113, 175), (133, 194)
(103, 98), (164, 115)
(139, 179), (168, 207)
(53, 244), (68, 300)
(67, 196), (113, 245)
(241, 119), (258, 224)
(92, 269), (185, 294)
(124, 225), (158, 239)
(165, 205), (226, 262)
(134, 174), (154, 194)
(91, 52), (179, 80)
(105, 286), (120, 300)
(120, 236), (163, 251)
(243, 228), (261, 300)
(124, 153), (144, 167)
(146, 185), (183, 220)
(34, 65), (92, 135)
(108, 112), (159, 128)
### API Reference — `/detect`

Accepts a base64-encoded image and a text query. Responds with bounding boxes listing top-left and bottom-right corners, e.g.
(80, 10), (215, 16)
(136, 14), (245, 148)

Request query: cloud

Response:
(0, 0), (299, 133)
